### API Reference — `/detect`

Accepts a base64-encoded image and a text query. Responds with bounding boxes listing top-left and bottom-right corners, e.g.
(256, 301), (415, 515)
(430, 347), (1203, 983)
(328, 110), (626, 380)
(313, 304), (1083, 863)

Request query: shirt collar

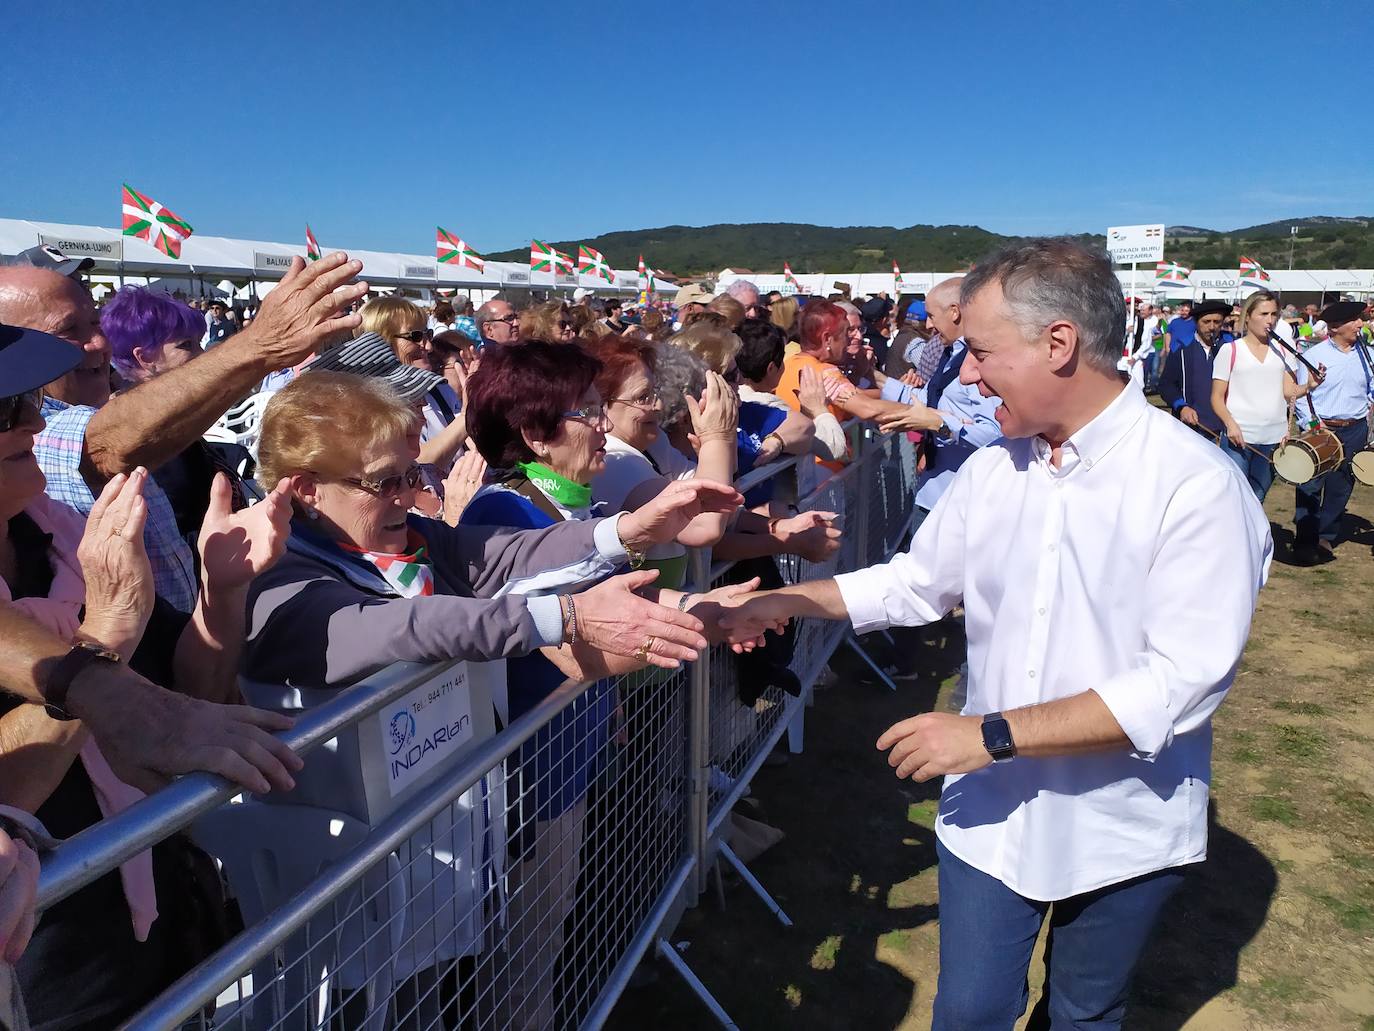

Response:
(1030, 384), (1147, 475)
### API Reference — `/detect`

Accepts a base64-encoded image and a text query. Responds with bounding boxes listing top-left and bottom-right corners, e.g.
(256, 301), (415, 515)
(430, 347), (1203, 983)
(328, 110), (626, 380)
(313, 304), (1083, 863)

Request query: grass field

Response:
(608, 480), (1374, 1029)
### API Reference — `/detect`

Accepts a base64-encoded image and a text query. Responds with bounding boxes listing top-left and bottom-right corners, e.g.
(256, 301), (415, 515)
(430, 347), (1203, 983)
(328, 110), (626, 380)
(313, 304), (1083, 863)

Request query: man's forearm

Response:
(0, 605), (73, 705)
(1003, 690), (1131, 758)
(765, 581), (849, 621)
(0, 706), (87, 813)
(84, 338), (274, 478)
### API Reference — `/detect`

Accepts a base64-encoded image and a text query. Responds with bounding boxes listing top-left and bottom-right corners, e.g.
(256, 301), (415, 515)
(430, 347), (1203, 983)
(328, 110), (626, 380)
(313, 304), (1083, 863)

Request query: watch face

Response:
(982, 717), (1014, 755)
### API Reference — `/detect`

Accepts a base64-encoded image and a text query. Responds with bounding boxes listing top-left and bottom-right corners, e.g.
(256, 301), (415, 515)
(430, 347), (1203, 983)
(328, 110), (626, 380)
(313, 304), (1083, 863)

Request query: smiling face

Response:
(958, 281), (1064, 440)
(0, 268), (112, 406)
(530, 386), (610, 484)
(0, 393), (48, 522)
(604, 359), (662, 452)
(308, 431), (420, 554)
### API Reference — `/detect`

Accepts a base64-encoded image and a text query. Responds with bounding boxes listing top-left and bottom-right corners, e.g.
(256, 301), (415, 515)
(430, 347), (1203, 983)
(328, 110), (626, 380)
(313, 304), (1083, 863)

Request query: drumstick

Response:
(1193, 423), (1274, 460)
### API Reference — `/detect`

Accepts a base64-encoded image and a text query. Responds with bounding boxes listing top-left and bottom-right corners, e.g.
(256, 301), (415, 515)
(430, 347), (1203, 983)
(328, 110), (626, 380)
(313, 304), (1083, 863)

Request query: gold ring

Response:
(635, 635), (657, 661)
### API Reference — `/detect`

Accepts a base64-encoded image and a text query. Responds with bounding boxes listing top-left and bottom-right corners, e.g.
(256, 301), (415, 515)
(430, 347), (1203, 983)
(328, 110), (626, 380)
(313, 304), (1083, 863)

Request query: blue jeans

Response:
(932, 839), (1186, 1030)
(1294, 420), (1368, 549)
(1220, 437), (1276, 502)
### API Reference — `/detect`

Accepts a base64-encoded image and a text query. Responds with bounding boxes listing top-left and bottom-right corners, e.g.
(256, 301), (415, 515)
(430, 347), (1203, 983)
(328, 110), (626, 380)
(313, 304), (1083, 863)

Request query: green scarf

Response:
(516, 460), (593, 510)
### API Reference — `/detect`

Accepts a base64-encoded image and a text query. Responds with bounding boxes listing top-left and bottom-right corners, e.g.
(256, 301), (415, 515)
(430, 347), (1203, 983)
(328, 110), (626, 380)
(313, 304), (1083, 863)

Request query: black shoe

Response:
(1291, 547), (1319, 567)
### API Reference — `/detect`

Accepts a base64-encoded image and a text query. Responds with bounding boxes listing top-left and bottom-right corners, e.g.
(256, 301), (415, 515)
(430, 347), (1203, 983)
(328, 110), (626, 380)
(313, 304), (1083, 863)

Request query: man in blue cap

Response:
(1158, 299), (1232, 438)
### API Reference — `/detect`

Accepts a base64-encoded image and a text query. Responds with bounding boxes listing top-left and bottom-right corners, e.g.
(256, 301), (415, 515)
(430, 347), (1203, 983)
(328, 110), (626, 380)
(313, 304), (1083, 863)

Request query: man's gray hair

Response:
(724, 279), (760, 303)
(835, 300), (861, 319)
(960, 238), (1126, 373)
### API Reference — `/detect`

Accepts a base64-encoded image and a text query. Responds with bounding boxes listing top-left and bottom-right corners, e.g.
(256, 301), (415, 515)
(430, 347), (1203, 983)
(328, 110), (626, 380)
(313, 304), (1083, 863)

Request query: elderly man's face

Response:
(0, 268), (112, 407)
(481, 301), (518, 344)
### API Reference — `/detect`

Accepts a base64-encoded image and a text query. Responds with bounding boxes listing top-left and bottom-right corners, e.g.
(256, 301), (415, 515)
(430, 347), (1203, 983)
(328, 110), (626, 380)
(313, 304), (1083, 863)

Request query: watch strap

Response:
(44, 641), (121, 721)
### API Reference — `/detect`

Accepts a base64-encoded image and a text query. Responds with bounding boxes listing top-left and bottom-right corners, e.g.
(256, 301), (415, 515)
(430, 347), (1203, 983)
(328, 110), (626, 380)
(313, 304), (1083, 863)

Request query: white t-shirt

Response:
(592, 433), (693, 561)
(1213, 337), (1297, 444)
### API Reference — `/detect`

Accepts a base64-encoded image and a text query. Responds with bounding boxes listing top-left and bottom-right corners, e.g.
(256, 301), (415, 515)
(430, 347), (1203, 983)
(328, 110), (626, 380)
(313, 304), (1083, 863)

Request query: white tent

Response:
(0, 218), (648, 300)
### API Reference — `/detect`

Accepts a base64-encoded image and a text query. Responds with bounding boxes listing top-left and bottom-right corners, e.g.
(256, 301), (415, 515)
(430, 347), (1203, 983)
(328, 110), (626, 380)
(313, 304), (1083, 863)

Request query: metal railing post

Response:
(685, 545), (714, 902)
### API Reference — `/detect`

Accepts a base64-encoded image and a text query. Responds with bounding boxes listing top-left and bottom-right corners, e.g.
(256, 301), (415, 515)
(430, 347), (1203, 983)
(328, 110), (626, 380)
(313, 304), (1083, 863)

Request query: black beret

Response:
(1319, 301), (1365, 330)
(1192, 300), (1231, 321)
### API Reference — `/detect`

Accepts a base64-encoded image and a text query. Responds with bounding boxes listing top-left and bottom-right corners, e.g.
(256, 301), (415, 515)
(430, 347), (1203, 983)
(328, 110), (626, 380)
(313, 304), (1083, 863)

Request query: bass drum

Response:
(1272, 428), (1344, 485)
(1352, 449), (1374, 487)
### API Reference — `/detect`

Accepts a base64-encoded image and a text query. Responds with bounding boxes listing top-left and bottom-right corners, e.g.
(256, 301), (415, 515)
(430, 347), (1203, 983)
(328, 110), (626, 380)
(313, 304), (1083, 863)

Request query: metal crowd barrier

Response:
(35, 428), (919, 1031)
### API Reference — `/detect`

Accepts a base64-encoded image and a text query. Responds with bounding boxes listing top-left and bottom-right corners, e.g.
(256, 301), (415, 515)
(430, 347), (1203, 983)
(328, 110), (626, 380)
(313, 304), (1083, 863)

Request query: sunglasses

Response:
(0, 389), (43, 433)
(490, 314), (520, 326)
(394, 329), (433, 344)
(341, 463), (424, 497)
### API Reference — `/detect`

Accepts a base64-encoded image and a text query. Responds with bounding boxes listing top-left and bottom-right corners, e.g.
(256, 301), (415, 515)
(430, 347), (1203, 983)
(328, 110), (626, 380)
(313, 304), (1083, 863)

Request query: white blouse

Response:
(1213, 337), (1298, 445)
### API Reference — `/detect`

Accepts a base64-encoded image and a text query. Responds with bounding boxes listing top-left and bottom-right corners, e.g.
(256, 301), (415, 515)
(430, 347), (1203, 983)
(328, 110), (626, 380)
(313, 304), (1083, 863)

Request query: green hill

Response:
(489, 217), (1374, 277)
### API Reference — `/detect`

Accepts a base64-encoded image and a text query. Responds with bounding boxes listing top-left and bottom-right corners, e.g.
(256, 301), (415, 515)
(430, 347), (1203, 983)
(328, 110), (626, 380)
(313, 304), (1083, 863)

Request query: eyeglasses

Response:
(394, 329), (433, 344)
(340, 463), (424, 497)
(0, 389), (43, 433)
(607, 387), (660, 408)
(562, 402), (608, 425)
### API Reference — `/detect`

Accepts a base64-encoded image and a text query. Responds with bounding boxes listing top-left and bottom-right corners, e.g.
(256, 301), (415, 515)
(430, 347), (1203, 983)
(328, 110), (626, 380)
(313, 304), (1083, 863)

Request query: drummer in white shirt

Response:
(1290, 300), (1373, 564)
(724, 238), (1273, 1030)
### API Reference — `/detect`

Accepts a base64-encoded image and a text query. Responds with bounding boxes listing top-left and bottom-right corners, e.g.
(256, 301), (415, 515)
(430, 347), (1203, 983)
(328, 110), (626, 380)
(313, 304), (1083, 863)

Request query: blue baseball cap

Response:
(0, 322), (81, 396)
(905, 300), (928, 322)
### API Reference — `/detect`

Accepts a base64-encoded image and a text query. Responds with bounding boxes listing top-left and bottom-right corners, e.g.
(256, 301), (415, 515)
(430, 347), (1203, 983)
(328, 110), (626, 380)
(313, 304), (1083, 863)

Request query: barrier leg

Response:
(843, 632), (899, 692)
(654, 938), (741, 1030)
(717, 842), (793, 928)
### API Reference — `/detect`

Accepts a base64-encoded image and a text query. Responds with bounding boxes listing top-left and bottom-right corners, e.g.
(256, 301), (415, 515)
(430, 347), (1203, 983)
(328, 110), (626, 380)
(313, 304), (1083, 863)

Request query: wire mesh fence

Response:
(34, 427), (916, 1031)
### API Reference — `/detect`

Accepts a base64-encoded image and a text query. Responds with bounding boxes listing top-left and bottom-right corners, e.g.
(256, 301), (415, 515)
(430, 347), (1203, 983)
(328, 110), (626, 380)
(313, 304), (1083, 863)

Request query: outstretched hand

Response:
(717, 590), (800, 653)
(685, 578), (790, 650)
(573, 569), (708, 669)
(77, 468), (154, 656)
(875, 712), (989, 782)
(616, 479), (742, 552)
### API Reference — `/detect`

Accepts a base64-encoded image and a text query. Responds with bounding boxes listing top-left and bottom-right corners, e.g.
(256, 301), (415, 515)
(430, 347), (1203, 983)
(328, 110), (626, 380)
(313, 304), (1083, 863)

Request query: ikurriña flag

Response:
(121, 184), (193, 258)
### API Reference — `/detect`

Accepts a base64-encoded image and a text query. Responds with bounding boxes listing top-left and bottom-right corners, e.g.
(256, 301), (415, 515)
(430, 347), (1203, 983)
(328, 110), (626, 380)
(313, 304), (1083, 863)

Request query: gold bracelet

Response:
(614, 517), (647, 569)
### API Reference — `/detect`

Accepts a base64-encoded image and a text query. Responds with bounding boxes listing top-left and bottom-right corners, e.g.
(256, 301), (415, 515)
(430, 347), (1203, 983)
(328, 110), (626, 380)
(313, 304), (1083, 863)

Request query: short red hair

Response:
(798, 300), (845, 354)
(580, 335), (657, 400)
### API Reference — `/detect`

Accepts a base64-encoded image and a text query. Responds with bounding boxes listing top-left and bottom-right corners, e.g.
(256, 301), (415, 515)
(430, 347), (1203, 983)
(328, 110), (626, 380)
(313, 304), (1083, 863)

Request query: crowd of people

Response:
(0, 233), (1370, 1030)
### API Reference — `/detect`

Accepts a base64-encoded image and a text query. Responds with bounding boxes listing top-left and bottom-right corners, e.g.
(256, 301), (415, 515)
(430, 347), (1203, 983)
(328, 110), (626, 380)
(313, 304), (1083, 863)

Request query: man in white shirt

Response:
(725, 238), (1273, 1029)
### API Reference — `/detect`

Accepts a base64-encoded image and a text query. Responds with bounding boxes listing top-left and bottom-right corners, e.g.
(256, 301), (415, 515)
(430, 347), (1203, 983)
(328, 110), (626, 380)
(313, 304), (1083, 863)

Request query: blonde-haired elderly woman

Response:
(519, 301), (576, 345)
(359, 296), (470, 475)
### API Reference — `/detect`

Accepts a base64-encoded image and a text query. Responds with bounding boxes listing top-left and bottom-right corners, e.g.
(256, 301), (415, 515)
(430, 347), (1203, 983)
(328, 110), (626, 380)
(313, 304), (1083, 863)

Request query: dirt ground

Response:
(609, 479), (1374, 1029)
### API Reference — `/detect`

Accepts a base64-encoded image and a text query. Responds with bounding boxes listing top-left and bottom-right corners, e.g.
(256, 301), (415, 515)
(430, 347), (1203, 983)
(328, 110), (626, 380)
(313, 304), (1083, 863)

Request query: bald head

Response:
(925, 276), (965, 342)
(0, 265), (112, 406)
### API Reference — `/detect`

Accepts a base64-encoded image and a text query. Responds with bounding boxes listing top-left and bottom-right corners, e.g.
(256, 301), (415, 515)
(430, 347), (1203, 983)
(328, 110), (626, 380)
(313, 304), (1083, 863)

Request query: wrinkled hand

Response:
(776, 510), (842, 562)
(0, 829), (38, 964)
(877, 404), (944, 435)
(876, 712), (990, 782)
(198, 475), (291, 593)
(67, 662), (302, 795)
(798, 365), (828, 419)
(686, 371), (740, 441)
(235, 252), (369, 370)
(443, 449), (488, 526)
(572, 569), (707, 669)
(1179, 405), (1200, 427)
(616, 479), (743, 551)
(686, 578), (790, 649)
(77, 469), (154, 655)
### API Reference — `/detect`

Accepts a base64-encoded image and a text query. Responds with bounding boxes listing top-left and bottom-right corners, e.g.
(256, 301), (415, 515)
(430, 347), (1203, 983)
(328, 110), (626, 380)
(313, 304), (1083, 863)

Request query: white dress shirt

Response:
(835, 385), (1272, 901)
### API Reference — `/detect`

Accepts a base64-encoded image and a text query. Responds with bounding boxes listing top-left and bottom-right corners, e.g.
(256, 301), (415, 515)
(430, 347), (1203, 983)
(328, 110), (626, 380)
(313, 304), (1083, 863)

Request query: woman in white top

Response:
(1211, 290), (1317, 500)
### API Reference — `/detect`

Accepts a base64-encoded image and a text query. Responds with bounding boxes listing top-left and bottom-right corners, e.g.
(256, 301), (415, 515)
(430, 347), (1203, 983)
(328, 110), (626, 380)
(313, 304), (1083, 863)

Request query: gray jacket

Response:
(242, 514), (628, 693)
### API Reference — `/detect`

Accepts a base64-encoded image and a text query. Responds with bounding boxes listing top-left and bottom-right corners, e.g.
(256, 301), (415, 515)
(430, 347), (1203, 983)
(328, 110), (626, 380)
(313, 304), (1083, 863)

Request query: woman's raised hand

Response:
(77, 468), (154, 655)
(197, 475), (292, 593)
(686, 371), (740, 444)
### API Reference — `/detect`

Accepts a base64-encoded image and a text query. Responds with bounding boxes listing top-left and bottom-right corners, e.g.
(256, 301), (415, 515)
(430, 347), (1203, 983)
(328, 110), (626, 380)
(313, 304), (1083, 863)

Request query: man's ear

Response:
(1044, 320), (1080, 373)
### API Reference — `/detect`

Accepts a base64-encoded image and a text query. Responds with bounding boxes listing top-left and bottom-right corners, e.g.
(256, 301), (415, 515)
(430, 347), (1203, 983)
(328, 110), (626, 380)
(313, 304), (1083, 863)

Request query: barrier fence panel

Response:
(33, 427), (917, 1031)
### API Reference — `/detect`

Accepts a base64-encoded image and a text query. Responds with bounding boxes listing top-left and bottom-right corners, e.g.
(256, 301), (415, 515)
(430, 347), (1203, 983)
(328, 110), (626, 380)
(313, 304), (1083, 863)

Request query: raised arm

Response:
(81, 254), (368, 481)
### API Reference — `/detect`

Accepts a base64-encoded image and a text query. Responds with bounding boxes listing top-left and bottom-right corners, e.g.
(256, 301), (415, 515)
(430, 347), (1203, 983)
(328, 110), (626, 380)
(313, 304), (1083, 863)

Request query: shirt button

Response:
(1028, 670), (1037, 679)
(1047, 544), (1057, 553)
(1038, 607), (1047, 616)
(1084, 459), (1094, 469)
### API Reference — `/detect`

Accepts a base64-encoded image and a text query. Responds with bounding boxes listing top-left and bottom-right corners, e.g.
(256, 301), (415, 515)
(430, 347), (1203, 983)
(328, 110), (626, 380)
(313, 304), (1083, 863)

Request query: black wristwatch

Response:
(981, 711), (1017, 763)
(43, 641), (121, 721)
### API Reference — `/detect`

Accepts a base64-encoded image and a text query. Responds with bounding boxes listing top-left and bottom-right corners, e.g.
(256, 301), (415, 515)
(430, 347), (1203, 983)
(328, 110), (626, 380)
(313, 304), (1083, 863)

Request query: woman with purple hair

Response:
(99, 287), (250, 543)
(101, 287), (207, 384)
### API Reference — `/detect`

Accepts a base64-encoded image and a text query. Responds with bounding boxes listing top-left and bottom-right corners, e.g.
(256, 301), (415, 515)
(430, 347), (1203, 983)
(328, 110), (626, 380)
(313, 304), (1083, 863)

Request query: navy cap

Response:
(5, 244), (95, 278)
(905, 300), (928, 322)
(0, 322), (81, 395)
(1320, 300), (1365, 330)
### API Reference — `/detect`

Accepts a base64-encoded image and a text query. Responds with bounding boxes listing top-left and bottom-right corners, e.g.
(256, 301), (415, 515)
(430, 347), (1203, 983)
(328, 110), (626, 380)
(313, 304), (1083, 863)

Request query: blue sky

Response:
(6, 0), (1372, 253)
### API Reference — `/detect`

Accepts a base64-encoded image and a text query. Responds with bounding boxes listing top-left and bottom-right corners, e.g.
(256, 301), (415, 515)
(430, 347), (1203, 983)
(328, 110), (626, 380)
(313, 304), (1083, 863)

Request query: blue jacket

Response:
(1158, 336), (1228, 435)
